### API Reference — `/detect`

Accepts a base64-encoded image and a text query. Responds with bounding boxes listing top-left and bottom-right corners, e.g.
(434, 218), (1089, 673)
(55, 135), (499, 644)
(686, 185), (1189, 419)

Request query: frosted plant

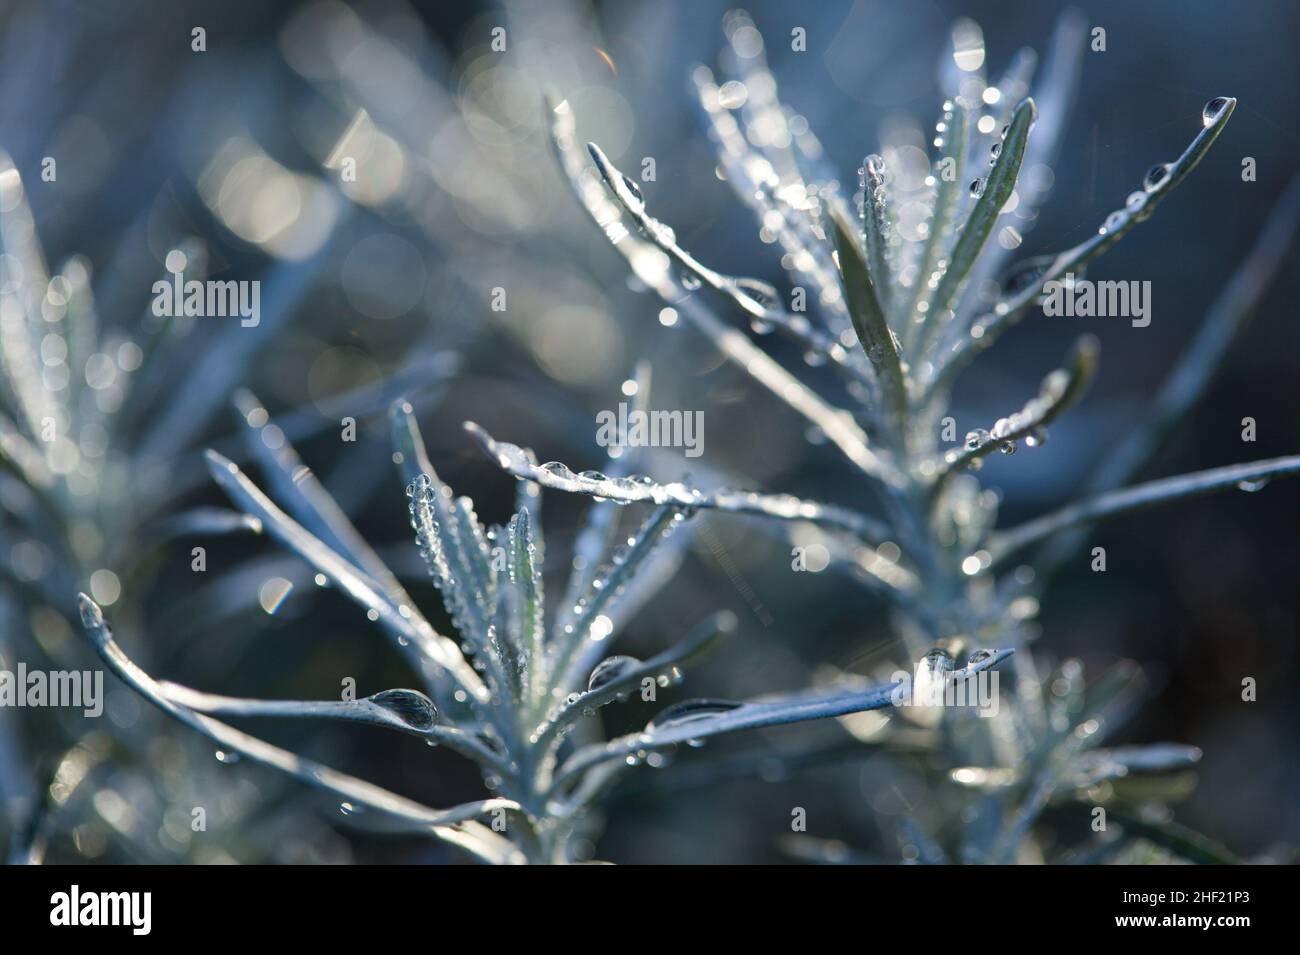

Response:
(77, 386), (1012, 864)
(784, 647), (1230, 865)
(0, 152), (454, 863)
(0, 157), (280, 863)
(511, 11), (1300, 861)
(540, 8), (1300, 681)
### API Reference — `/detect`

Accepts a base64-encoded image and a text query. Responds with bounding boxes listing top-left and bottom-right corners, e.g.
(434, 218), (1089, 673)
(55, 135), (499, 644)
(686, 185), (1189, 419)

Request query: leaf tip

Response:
(77, 592), (105, 635)
(203, 448), (237, 477)
(1073, 333), (1101, 366)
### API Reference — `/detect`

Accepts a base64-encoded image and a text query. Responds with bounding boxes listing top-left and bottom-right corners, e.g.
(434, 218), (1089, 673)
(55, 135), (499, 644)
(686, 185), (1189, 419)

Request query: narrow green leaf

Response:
(860, 154), (896, 315)
(903, 99), (967, 350)
(916, 97), (1036, 360)
(507, 506), (545, 703)
(829, 206), (907, 430)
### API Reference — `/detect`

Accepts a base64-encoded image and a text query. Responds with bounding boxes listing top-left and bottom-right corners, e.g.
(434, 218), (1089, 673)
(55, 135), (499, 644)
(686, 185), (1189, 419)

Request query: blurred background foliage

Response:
(0, 0), (1296, 862)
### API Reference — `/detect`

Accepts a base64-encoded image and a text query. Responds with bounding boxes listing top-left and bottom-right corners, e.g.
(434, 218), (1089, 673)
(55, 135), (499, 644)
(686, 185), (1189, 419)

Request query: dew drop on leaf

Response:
(1143, 163), (1171, 191)
(370, 688), (439, 730)
(647, 698), (742, 731)
(587, 655), (640, 693)
(1202, 96), (1231, 126)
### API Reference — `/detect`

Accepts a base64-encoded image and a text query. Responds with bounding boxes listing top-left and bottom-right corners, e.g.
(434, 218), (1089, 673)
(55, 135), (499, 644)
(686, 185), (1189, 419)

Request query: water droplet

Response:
(732, 276), (779, 312)
(919, 649), (954, 685)
(1202, 96), (1231, 127)
(1143, 163), (1171, 192)
(370, 689), (438, 730)
(964, 428), (990, 450)
(967, 649), (995, 667)
(1125, 191), (1146, 212)
(621, 175), (643, 202)
(681, 273), (703, 291)
(587, 655), (640, 693)
(1024, 427), (1048, 447)
(969, 178), (986, 198)
(990, 143), (1002, 161)
(1102, 211), (1127, 235)
(647, 698), (742, 731)
(1001, 259), (1048, 298)
(717, 80), (748, 110)
(1236, 478), (1269, 493)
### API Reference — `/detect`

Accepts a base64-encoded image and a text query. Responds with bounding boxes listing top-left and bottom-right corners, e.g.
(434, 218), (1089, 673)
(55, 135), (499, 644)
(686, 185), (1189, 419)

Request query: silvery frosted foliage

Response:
(526, 11), (1300, 863)
(0, 156), (343, 864)
(544, 10), (1300, 663)
(77, 385), (1011, 864)
(787, 648), (1228, 865)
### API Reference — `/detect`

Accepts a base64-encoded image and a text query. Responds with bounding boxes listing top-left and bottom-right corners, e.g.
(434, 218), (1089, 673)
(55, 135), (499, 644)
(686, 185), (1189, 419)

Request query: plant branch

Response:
(77, 594), (522, 863)
(1035, 170), (1300, 573)
(931, 95), (1236, 395)
(935, 334), (1097, 482)
(545, 95), (902, 489)
(988, 455), (1300, 565)
(465, 421), (890, 543)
